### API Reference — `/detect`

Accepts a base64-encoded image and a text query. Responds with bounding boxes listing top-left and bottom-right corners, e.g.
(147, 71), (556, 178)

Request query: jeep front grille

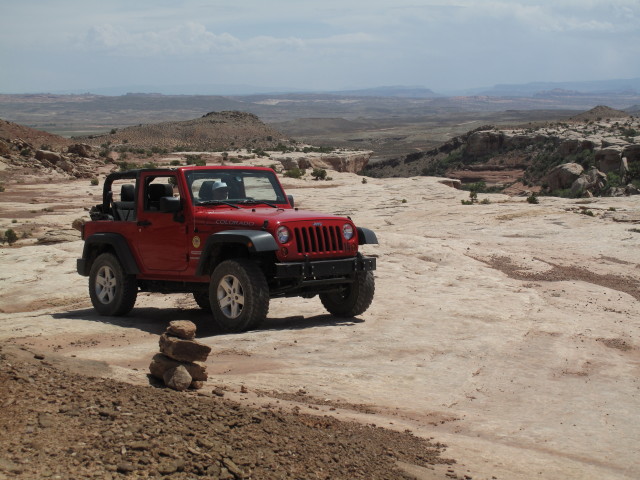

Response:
(293, 226), (345, 255)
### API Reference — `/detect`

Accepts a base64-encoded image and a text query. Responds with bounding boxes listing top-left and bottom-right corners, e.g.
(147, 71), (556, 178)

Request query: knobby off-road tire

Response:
(193, 291), (212, 312)
(209, 259), (269, 332)
(89, 253), (138, 316)
(320, 271), (375, 317)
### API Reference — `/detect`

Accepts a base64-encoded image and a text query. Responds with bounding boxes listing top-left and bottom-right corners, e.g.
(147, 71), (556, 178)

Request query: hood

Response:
(193, 206), (349, 227)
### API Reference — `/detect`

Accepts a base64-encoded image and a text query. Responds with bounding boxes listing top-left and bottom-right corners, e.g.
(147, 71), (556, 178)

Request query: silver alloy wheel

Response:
(95, 265), (117, 304)
(216, 274), (245, 319)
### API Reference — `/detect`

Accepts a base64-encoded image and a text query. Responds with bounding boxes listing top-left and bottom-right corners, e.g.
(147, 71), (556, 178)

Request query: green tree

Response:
(5, 229), (18, 245)
(311, 168), (327, 180)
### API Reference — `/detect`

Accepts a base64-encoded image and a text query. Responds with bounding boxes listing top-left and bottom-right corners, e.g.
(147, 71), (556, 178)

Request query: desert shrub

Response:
(0, 183), (4, 192)
(170, 160), (181, 166)
(110, 129), (117, 134)
(118, 161), (137, 171)
(311, 168), (327, 180)
(480, 198), (491, 204)
(461, 191), (478, 205)
(142, 162), (157, 169)
(276, 143), (294, 153)
(252, 148), (270, 158)
(90, 178), (99, 186)
(362, 177), (368, 184)
(606, 172), (622, 189)
(184, 154), (205, 166)
(401, 199), (407, 204)
(302, 146), (333, 153)
(284, 168), (303, 179)
(4, 228), (18, 245)
(526, 194), (539, 204)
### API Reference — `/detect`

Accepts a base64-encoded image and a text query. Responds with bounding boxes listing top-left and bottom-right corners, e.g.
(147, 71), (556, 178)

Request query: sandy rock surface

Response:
(1, 169), (639, 479)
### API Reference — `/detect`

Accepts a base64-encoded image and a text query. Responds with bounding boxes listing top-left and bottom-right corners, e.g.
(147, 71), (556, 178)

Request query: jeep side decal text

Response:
(216, 220), (255, 226)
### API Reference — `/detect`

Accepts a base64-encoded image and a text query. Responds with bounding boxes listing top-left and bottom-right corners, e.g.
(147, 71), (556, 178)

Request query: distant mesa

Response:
(80, 110), (288, 151)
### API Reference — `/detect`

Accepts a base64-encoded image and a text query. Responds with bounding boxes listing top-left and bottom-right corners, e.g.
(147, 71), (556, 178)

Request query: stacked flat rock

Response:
(149, 321), (211, 391)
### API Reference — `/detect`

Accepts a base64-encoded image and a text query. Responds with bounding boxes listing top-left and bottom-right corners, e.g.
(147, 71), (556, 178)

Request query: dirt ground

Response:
(1, 163), (640, 479)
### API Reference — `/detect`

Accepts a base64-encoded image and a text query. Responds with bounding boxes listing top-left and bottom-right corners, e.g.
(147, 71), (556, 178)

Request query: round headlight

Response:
(276, 226), (290, 244)
(342, 223), (354, 240)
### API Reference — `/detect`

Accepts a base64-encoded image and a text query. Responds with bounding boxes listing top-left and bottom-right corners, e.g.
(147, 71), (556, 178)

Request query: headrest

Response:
(120, 184), (135, 202)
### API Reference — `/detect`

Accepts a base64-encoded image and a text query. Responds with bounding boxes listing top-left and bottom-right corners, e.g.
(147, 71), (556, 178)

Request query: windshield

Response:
(184, 169), (287, 206)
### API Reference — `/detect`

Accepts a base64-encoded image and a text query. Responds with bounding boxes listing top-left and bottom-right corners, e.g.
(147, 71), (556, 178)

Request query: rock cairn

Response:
(149, 321), (211, 391)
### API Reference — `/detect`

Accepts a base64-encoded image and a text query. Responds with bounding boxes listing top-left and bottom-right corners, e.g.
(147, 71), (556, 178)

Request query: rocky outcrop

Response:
(558, 139), (595, 156)
(544, 163), (584, 191)
(302, 153), (371, 173)
(67, 144), (93, 157)
(570, 167), (607, 197)
(465, 131), (505, 157)
(595, 148), (623, 174)
(278, 151), (372, 174)
(35, 150), (63, 163)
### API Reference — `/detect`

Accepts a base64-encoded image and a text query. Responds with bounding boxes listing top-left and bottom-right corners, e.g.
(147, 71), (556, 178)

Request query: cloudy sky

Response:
(1, 0), (639, 94)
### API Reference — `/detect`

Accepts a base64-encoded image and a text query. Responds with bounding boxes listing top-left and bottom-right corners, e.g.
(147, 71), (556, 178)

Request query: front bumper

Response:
(274, 255), (376, 279)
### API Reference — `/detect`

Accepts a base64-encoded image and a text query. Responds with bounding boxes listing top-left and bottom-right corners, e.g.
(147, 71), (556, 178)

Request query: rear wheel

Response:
(89, 253), (137, 316)
(320, 271), (375, 317)
(209, 259), (269, 332)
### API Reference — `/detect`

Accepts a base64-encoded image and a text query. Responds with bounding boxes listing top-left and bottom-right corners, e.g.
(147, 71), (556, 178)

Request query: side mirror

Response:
(159, 196), (181, 213)
(287, 194), (295, 207)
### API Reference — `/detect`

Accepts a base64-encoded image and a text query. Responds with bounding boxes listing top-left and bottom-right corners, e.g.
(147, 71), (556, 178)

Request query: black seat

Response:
(148, 183), (173, 210)
(198, 181), (216, 201)
(113, 184), (136, 221)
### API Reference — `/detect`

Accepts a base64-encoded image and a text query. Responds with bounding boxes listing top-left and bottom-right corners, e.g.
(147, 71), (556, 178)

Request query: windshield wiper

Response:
(237, 199), (278, 208)
(196, 200), (240, 209)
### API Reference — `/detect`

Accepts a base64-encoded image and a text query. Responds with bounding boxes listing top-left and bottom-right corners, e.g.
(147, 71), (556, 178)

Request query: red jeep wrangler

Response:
(77, 166), (377, 332)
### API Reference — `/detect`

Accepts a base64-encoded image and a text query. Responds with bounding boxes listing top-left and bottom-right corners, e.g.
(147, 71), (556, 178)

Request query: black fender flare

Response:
(195, 230), (278, 276)
(357, 227), (378, 245)
(78, 232), (140, 276)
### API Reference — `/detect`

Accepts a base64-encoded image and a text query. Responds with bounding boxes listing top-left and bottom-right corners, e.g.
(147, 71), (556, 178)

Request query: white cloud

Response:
(77, 22), (376, 58)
